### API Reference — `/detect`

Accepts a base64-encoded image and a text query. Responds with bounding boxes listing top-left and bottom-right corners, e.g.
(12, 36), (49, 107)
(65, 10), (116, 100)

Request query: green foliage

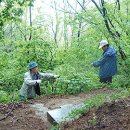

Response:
(0, 0), (130, 102)
(0, 38), (58, 93)
(0, 90), (10, 102)
(0, 90), (20, 103)
(0, 0), (35, 38)
(50, 125), (60, 130)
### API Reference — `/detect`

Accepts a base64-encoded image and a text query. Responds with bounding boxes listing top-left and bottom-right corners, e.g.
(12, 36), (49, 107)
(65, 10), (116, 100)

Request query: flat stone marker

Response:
(47, 103), (83, 124)
(31, 103), (48, 121)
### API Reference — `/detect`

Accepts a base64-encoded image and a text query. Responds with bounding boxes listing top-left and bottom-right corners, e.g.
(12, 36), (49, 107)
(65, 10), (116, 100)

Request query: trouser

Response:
(19, 95), (26, 101)
(19, 95), (34, 100)
(35, 83), (41, 96)
(100, 76), (112, 83)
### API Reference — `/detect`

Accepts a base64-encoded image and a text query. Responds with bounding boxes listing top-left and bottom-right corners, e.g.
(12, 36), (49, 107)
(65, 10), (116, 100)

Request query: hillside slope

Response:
(0, 88), (129, 130)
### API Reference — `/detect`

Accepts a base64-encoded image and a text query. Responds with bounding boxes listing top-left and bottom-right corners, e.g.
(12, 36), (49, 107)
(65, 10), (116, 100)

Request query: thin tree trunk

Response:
(29, 6), (32, 41)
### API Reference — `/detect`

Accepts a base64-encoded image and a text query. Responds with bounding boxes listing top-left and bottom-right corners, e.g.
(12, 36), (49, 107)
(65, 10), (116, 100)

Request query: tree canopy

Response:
(0, 0), (130, 102)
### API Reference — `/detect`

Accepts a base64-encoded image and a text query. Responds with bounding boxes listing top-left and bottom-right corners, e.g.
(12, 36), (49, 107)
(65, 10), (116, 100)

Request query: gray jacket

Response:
(20, 71), (56, 99)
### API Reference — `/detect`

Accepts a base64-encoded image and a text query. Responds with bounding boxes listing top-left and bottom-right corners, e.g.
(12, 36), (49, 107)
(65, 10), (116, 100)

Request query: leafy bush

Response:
(0, 91), (10, 102)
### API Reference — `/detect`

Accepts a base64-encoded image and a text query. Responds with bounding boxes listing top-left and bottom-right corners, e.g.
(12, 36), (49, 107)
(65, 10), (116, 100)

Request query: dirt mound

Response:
(60, 97), (130, 130)
(0, 88), (129, 130)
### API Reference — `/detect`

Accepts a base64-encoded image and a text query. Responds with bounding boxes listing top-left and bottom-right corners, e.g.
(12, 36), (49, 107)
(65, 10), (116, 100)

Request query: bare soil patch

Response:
(0, 88), (129, 130)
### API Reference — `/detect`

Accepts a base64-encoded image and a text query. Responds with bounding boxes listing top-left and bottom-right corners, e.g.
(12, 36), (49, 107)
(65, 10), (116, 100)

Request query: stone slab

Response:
(47, 103), (83, 124)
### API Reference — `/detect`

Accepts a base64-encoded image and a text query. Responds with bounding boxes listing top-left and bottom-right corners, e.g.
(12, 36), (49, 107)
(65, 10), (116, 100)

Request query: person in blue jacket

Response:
(92, 40), (117, 83)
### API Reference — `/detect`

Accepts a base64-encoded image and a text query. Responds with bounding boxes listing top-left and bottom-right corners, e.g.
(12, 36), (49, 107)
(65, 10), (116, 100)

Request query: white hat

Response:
(99, 40), (108, 49)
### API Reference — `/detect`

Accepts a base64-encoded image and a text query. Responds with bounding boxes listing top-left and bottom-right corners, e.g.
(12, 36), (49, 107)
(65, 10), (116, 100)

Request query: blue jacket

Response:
(93, 46), (117, 78)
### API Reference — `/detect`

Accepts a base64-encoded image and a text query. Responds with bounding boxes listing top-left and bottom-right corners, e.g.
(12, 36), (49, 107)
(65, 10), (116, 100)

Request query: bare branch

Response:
(0, 103), (15, 121)
(75, 0), (87, 12)
(117, 0), (120, 10)
(91, 0), (102, 14)
(66, 0), (78, 14)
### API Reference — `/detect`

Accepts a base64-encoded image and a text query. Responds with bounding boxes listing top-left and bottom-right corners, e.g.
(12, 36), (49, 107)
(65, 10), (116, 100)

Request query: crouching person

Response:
(19, 62), (59, 100)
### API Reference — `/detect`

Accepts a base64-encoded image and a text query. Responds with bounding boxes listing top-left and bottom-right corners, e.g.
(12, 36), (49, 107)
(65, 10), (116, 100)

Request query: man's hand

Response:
(36, 80), (42, 84)
(91, 63), (93, 66)
(53, 75), (60, 79)
(49, 75), (60, 82)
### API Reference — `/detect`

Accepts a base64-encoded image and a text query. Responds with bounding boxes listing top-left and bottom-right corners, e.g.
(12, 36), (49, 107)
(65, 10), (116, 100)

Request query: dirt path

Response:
(0, 88), (129, 130)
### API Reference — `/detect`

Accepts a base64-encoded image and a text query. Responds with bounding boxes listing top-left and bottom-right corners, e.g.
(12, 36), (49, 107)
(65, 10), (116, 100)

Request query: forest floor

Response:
(0, 87), (130, 130)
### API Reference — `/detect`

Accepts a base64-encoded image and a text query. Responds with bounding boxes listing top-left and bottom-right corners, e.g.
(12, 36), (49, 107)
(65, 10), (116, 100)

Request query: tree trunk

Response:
(29, 6), (32, 41)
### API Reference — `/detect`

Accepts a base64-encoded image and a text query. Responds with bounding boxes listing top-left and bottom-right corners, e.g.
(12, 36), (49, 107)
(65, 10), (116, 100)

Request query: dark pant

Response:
(35, 83), (41, 96)
(100, 76), (112, 83)
(19, 95), (26, 101)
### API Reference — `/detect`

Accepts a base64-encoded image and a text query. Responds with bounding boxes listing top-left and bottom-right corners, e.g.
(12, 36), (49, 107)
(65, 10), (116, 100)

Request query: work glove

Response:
(49, 75), (60, 82)
(36, 79), (42, 84)
(53, 75), (60, 79)
(91, 63), (93, 66)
